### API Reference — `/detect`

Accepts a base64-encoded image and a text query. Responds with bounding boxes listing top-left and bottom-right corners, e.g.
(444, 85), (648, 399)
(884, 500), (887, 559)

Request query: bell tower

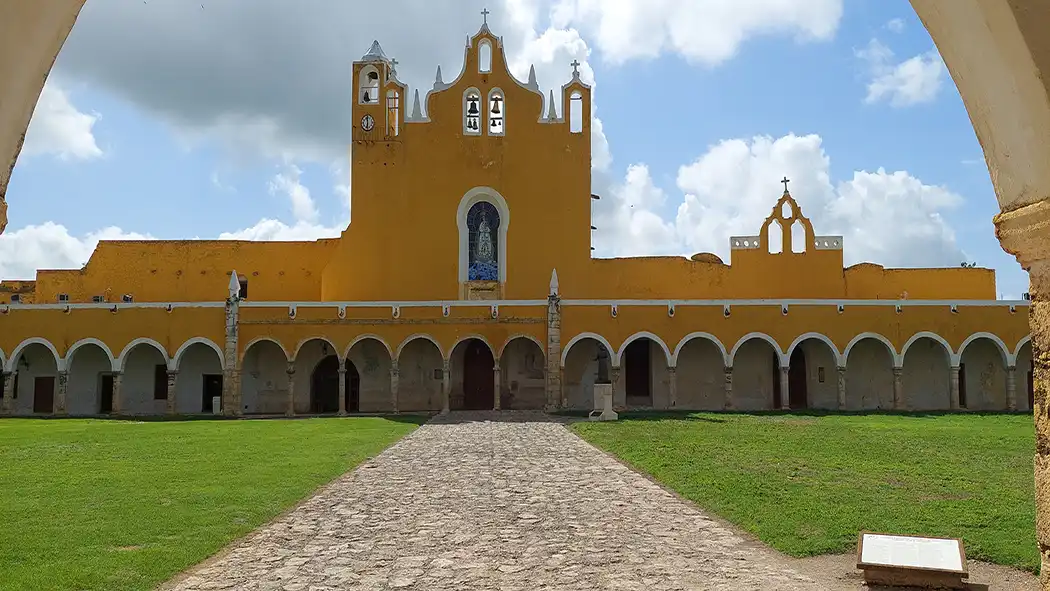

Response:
(352, 40), (392, 140)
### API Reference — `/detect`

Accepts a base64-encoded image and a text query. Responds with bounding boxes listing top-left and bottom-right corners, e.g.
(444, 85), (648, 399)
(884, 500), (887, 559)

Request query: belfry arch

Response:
(5, 0), (1050, 578)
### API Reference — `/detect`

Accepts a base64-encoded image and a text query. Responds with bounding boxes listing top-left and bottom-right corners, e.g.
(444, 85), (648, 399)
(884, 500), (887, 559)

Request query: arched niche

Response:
(457, 187), (510, 296)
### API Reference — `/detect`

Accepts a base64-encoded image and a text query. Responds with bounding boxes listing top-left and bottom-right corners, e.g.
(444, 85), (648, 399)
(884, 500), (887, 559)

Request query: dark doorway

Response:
(1029, 368), (1035, 410)
(345, 361), (361, 413)
(462, 340), (494, 410)
(99, 374), (114, 414)
(958, 363), (968, 408)
(311, 355), (341, 413)
(788, 347), (808, 409)
(623, 339), (651, 401)
(202, 374), (223, 413)
(33, 376), (55, 414)
(771, 353), (781, 409)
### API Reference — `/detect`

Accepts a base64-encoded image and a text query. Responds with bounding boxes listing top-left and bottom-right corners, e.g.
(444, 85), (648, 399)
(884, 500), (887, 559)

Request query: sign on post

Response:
(856, 532), (968, 589)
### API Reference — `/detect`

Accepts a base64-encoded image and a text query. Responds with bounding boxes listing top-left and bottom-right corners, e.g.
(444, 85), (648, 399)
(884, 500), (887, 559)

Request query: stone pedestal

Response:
(589, 383), (617, 422)
(861, 567), (966, 589)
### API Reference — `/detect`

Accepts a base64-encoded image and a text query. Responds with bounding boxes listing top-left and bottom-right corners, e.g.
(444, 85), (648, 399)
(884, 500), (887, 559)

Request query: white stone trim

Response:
(241, 337), (290, 363)
(786, 332), (844, 367)
(344, 334), (394, 361)
(671, 332), (730, 367)
(497, 334), (545, 359)
(560, 332), (615, 368)
(730, 236), (762, 250)
(64, 338), (116, 371)
(901, 331), (958, 366)
(457, 186), (511, 285)
(173, 337), (226, 371)
(729, 332), (785, 368)
(447, 334), (497, 360)
(843, 332), (901, 367)
(117, 337), (172, 371)
(0, 347), (6, 373)
(613, 331), (672, 367)
(1014, 335), (1032, 360)
(813, 235), (843, 250)
(291, 336), (341, 363)
(957, 331), (1012, 367)
(6, 337), (62, 372)
(395, 334), (444, 362)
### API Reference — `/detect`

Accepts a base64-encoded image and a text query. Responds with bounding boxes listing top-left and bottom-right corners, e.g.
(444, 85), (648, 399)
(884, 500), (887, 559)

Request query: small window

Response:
(92, 295), (105, 303)
(386, 90), (400, 137)
(238, 279), (249, 300)
(9, 294), (20, 304)
(487, 90), (504, 135)
(57, 293), (69, 303)
(569, 91), (584, 133)
(153, 364), (168, 400)
(359, 66), (380, 104)
(464, 89), (482, 135)
(478, 39), (492, 73)
(433, 368), (443, 380)
(121, 294), (134, 303)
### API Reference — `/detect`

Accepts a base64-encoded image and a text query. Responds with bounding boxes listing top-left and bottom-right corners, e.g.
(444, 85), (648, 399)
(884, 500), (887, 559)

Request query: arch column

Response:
(1007, 365), (1018, 412)
(610, 366), (621, 408)
(949, 365), (961, 410)
(667, 366), (677, 409)
(390, 361), (399, 414)
(493, 361), (501, 410)
(892, 367), (903, 410)
(723, 367), (733, 410)
(836, 366), (847, 410)
(2, 371), (13, 414)
(56, 370), (69, 416)
(112, 372), (124, 415)
(441, 359), (450, 414)
(338, 366), (347, 416)
(778, 365), (789, 410)
(285, 362), (295, 417)
(166, 369), (177, 415)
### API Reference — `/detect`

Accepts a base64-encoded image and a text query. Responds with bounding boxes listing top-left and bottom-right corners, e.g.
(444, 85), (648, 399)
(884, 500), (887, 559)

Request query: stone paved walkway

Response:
(163, 411), (824, 590)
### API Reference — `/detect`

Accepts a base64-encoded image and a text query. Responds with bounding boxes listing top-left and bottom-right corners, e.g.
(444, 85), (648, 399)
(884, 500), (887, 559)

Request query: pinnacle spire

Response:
(361, 40), (388, 62)
(228, 270), (240, 299)
(546, 90), (558, 120)
(549, 269), (559, 296)
(527, 65), (538, 90)
(411, 89), (422, 119)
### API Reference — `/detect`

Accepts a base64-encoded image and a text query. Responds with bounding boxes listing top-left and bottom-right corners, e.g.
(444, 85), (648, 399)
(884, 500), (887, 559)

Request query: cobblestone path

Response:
(164, 411), (824, 590)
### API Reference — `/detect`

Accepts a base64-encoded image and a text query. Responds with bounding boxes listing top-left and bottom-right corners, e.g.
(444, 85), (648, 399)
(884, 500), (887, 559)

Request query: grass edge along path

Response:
(571, 411), (1038, 573)
(0, 416), (426, 591)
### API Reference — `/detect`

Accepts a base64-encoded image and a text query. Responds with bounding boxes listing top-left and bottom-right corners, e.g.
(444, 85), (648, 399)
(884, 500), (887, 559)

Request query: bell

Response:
(363, 91), (371, 103)
(491, 98), (501, 114)
(467, 100), (479, 115)
(490, 119), (499, 129)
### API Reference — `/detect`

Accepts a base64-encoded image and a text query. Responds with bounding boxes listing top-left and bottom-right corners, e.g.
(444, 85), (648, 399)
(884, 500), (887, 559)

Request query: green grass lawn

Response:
(572, 412), (1037, 572)
(0, 416), (425, 591)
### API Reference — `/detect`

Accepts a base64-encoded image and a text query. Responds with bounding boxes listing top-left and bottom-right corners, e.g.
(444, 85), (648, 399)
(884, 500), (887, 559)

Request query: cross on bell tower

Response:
(570, 59), (581, 76)
(481, 7), (490, 25)
(781, 176), (791, 194)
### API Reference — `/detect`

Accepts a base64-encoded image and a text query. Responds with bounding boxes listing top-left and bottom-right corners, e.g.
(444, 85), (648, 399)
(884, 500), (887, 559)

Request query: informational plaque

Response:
(856, 532), (967, 589)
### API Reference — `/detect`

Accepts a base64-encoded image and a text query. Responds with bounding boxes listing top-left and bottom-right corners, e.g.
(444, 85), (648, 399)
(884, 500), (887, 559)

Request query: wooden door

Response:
(33, 376), (55, 414)
(462, 340), (494, 410)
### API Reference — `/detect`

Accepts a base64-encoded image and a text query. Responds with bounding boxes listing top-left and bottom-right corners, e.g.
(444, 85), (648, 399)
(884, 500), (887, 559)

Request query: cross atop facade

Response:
(781, 176), (790, 193)
(390, 58), (398, 69)
(481, 8), (490, 25)
(571, 59), (581, 75)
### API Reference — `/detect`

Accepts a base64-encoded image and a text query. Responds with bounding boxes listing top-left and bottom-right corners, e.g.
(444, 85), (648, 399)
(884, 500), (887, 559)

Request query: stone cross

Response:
(781, 176), (790, 193)
(481, 8), (490, 25)
(390, 58), (398, 74)
(571, 59), (580, 76)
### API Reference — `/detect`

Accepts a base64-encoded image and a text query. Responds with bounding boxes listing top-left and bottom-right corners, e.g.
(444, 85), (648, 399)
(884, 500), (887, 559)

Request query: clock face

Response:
(361, 114), (375, 131)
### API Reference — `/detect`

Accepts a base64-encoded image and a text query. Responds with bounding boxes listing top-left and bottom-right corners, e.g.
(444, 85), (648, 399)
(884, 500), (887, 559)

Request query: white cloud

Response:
(268, 164), (318, 223)
(857, 38), (944, 107)
(0, 223), (150, 280)
(550, 0), (843, 66)
(886, 18), (905, 33)
(21, 80), (104, 160)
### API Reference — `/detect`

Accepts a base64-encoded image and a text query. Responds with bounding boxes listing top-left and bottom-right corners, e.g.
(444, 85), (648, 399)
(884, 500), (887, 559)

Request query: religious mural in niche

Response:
(488, 91), (504, 135)
(467, 201), (500, 281)
(465, 91), (482, 134)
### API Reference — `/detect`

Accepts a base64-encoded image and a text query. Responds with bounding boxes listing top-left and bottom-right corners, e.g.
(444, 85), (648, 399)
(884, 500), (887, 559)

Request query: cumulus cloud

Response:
(0, 223), (151, 279)
(21, 80), (104, 160)
(268, 164), (319, 223)
(857, 38), (944, 107)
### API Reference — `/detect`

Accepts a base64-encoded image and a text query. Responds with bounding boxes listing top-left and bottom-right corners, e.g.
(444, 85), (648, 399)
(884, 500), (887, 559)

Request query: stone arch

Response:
(396, 334), (444, 362)
(344, 333), (393, 363)
(463, 87), (482, 135)
(560, 332), (615, 368)
(843, 332), (900, 367)
(672, 332), (731, 367)
(358, 64), (380, 104)
(957, 332), (1011, 367)
(901, 331), (958, 366)
(173, 337), (225, 371)
(292, 336), (341, 363)
(786, 332), (843, 367)
(457, 187), (510, 284)
(613, 331), (672, 367)
(6, 337), (62, 372)
(64, 337), (115, 370)
(447, 334), (497, 361)
(498, 334), (545, 359)
(729, 332), (785, 367)
(1015, 335), (1032, 361)
(116, 338), (171, 371)
(240, 336), (290, 363)
(487, 87), (505, 135)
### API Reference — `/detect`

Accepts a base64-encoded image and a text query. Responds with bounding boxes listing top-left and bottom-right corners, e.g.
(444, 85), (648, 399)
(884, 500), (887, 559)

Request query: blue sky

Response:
(4, 0), (1027, 299)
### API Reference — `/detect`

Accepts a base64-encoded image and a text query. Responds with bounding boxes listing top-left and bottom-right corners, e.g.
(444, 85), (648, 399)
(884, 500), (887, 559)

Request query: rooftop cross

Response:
(390, 57), (398, 72)
(481, 8), (490, 25)
(570, 59), (581, 76)
(781, 176), (790, 193)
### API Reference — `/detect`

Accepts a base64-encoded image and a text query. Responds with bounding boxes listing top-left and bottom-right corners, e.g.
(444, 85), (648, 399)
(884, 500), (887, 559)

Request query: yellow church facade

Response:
(0, 20), (1034, 418)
